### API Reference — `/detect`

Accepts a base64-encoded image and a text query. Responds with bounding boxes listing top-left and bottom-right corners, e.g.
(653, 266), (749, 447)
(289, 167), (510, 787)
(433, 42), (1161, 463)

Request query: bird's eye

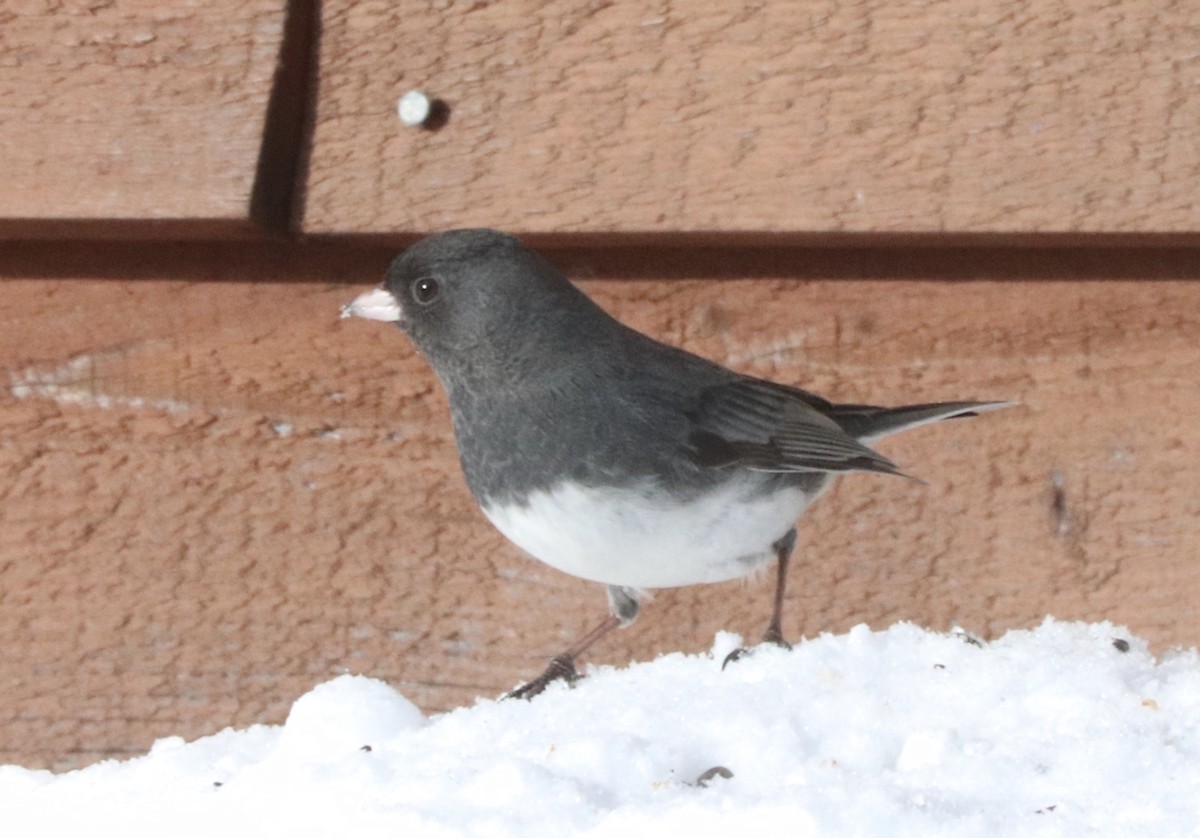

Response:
(412, 277), (440, 305)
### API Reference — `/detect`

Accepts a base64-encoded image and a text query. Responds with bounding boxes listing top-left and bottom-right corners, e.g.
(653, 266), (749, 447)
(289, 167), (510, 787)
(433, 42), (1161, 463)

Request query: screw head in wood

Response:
(398, 90), (433, 127)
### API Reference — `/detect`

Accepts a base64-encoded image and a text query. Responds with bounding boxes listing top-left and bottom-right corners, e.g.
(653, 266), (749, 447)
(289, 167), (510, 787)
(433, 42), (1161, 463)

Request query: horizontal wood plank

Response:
(0, 0), (299, 237)
(303, 0), (1200, 236)
(2, 241), (1199, 767)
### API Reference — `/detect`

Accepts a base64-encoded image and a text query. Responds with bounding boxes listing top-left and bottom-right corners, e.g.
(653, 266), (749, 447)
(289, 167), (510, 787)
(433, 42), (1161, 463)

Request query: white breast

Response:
(480, 478), (816, 589)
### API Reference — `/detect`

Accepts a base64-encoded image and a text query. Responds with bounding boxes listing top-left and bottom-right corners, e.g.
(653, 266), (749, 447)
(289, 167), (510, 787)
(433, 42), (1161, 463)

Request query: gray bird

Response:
(342, 229), (1009, 698)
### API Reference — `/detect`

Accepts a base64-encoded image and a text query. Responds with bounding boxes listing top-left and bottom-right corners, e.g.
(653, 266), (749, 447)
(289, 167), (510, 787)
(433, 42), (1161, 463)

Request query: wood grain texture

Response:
(302, 0), (1200, 236)
(0, 0), (296, 236)
(2, 241), (1199, 768)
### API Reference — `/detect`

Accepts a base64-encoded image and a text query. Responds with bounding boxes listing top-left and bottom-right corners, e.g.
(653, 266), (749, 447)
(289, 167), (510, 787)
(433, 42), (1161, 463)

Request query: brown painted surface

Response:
(303, 0), (1200, 235)
(2, 241), (1198, 770)
(0, 0), (297, 237)
(6, 2), (1199, 239)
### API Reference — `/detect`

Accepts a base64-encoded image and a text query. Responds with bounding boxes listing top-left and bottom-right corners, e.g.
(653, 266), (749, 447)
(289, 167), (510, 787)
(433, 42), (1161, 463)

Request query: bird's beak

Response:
(341, 287), (403, 323)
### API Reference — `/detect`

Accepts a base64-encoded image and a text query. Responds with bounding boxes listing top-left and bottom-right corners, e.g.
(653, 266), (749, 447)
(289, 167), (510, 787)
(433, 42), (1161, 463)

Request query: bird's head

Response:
(342, 228), (603, 385)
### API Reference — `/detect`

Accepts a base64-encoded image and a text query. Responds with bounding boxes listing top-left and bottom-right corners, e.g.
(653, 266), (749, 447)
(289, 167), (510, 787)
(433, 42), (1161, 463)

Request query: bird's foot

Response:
(504, 654), (580, 700)
(721, 629), (792, 671)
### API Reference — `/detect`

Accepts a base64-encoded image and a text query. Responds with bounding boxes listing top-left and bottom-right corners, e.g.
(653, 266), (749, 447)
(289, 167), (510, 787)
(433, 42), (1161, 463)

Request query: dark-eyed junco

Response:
(343, 229), (1009, 698)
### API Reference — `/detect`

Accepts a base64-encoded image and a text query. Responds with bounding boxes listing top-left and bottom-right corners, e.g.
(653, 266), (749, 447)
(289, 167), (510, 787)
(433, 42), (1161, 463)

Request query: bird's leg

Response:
(504, 615), (618, 700)
(506, 586), (639, 700)
(723, 529), (797, 669)
(762, 528), (797, 648)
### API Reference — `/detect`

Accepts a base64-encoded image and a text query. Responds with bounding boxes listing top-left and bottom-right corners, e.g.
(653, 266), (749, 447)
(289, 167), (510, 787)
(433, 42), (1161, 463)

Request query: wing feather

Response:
(687, 379), (903, 476)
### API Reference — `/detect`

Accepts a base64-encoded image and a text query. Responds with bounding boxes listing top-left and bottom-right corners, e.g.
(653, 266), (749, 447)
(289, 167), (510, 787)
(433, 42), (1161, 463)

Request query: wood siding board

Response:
(301, 0), (1200, 235)
(0, 0), (298, 237)
(1, 242), (1199, 768)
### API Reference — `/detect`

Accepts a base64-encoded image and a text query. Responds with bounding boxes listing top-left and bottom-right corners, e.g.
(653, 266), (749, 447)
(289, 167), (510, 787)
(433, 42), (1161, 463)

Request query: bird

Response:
(341, 228), (1009, 698)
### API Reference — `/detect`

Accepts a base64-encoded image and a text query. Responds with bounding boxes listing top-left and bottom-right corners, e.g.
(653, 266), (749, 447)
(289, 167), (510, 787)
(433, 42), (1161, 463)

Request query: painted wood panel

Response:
(302, 0), (1200, 235)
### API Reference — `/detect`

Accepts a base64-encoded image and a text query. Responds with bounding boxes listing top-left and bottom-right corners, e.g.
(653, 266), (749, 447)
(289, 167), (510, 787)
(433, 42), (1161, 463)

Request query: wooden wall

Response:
(2, 1), (1198, 770)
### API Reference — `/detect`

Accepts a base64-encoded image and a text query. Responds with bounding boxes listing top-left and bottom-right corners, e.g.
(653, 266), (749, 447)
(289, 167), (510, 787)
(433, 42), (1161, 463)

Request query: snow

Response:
(4, 619), (1200, 836)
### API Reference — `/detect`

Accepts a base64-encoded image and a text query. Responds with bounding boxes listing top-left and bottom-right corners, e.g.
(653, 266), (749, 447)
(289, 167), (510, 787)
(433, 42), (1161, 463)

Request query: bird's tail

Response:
(829, 400), (1014, 444)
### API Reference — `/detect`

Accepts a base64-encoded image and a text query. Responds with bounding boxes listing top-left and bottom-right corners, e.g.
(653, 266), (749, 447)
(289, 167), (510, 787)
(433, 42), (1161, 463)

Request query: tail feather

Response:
(829, 400), (1014, 444)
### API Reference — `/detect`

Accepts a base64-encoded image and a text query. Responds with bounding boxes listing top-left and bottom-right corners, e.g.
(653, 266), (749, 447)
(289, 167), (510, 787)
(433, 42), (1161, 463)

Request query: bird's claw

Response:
(721, 632), (793, 670)
(504, 654), (580, 700)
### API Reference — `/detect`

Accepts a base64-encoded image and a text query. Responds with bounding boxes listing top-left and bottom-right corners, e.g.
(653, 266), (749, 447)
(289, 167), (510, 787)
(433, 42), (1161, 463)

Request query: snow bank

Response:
(3, 620), (1198, 836)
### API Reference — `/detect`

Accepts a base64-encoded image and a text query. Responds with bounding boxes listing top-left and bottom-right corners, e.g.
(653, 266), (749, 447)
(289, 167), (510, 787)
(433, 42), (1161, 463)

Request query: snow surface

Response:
(4, 620), (1199, 836)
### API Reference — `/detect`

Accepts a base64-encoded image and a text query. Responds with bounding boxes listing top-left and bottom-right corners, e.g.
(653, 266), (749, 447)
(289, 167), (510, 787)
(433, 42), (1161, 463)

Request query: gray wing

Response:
(686, 379), (905, 476)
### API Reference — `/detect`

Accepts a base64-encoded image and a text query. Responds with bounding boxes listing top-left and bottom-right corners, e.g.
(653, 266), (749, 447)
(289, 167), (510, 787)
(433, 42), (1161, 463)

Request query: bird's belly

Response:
(480, 479), (814, 588)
